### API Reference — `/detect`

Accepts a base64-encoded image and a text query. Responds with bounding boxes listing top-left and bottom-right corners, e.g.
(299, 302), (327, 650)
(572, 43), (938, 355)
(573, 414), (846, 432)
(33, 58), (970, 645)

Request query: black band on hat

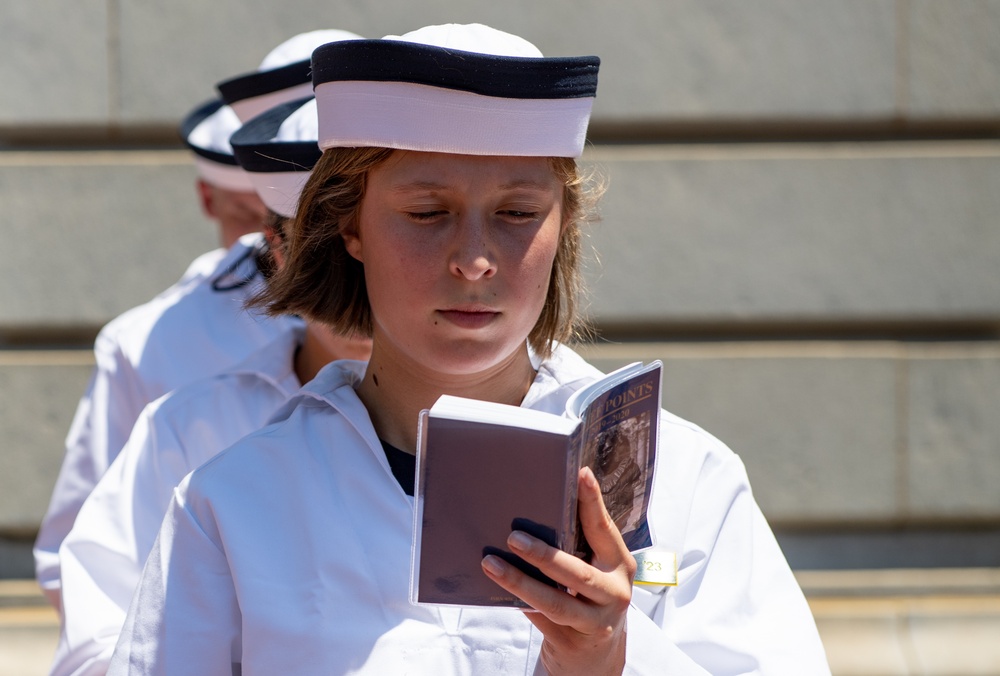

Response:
(217, 60), (312, 106)
(230, 141), (319, 173)
(179, 98), (239, 166)
(230, 97), (321, 173)
(312, 40), (599, 100)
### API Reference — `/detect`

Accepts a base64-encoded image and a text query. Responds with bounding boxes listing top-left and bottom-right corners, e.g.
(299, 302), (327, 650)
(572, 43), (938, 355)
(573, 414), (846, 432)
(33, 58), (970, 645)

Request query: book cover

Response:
(410, 361), (662, 608)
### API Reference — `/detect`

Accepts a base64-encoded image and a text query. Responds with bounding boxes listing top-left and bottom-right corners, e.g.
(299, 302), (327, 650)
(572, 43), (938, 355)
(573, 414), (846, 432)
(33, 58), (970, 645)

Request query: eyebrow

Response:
(390, 178), (556, 194)
(390, 181), (448, 194)
(498, 178), (557, 192)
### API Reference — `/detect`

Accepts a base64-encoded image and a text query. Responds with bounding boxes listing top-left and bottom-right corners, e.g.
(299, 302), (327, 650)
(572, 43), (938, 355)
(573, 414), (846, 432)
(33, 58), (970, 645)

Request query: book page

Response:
(575, 361), (662, 554)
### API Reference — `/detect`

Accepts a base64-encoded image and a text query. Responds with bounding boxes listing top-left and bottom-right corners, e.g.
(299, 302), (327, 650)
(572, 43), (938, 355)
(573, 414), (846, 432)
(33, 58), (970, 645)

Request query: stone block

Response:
(0, 151), (218, 328)
(906, 348), (1000, 519)
(907, 599), (1000, 674)
(809, 599), (910, 675)
(581, 0), (897, 121)
(0, 356), (93, 530)
(576, 343), (900, 524)
(114, 0), (897, 124)
(0, 4), (109, 125)
(11, 2), (1000, 127)
(809, 593), (1000, 676)
(907, 1), (1000, 118)
(0, 624), (59, 676)
(582, 143), (1000, 325)
(11, 144), (999, 332)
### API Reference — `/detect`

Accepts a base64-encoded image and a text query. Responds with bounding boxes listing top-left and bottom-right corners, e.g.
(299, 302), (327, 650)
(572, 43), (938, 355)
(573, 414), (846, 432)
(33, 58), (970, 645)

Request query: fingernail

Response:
(508, 530), (532, 551)
(482, 555), (506, 576)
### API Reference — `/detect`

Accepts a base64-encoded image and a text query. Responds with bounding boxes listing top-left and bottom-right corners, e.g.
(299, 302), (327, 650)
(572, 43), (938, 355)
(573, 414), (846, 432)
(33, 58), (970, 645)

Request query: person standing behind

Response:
(33, 29), (362, 614)
(52, 94), (372, 676)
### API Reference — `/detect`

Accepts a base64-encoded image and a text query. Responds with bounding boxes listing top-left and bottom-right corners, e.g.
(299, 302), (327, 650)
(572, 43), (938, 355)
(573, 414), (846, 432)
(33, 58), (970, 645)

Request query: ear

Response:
(196, 179), (216, 218)
(262, 223), (280, 249)
(263, 222), (285, 269)
(341, 219), (363, 262)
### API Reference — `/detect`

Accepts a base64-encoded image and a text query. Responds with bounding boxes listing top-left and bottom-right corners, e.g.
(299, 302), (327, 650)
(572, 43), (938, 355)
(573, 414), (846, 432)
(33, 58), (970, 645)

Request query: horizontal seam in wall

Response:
(0, 150), (192, 167)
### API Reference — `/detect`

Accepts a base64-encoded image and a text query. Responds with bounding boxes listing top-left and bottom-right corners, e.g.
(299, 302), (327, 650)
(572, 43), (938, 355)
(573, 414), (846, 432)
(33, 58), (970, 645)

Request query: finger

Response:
(481, 553), (607, 635)
(503, 530), (620, 607)
(577, 467), (635, 576)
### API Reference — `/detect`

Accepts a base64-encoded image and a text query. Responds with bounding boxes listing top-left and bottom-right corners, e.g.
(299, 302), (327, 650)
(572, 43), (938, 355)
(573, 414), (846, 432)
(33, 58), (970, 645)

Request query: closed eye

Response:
(498, 210), (539, 222)
(407, 210), (448, 222)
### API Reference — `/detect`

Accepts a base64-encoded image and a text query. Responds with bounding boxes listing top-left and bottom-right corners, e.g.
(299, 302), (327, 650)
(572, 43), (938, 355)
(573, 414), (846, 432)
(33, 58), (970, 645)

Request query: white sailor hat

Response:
(230, 97), (319, 218)
(217, 29), (362, 123)
(310, 23), (599, 158)
(179, 98), (254, 192)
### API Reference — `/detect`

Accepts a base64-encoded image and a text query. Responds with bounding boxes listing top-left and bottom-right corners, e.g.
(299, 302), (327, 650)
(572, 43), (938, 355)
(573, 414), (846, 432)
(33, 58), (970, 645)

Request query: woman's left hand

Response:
(481, 466), (637, 676)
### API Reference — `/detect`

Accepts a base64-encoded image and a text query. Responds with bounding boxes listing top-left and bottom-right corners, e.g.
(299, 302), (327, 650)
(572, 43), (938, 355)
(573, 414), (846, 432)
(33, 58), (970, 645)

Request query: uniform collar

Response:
(220, 322), (307, 397)
(290, 342), (602, 416)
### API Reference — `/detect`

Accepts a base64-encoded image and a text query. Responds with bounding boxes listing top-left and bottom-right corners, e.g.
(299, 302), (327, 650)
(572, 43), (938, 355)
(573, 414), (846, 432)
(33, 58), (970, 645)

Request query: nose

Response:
(449, 213), (497, 281)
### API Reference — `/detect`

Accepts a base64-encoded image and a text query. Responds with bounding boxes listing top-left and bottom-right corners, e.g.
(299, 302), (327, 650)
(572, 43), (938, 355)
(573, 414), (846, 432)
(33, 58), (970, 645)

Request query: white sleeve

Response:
(34, 332), (148, 611)
(51, 401), (194, 676)
(108, 478), (242, 675)
(622, 446), (831, 675)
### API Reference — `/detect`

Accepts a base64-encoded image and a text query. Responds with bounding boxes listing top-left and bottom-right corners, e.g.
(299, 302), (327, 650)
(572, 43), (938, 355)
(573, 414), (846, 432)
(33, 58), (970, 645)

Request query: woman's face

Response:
(343, 151), (564, 377)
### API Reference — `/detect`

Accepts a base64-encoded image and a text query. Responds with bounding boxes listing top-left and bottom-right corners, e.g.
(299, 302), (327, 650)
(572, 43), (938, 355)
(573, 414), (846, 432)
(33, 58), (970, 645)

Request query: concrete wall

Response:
(2, 1), (999, 574)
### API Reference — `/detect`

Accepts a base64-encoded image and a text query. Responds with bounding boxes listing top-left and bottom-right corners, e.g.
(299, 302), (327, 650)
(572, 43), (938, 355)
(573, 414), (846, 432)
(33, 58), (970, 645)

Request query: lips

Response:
(437, 307), (500, 329)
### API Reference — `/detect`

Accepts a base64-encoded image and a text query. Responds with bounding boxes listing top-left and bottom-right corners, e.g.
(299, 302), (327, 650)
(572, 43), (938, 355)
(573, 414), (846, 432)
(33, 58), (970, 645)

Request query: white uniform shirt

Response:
(50, 327), (306, 676)
(35, 233), (304, 609)
(50, 332), (302, 676)
(109, 345), (830, 675)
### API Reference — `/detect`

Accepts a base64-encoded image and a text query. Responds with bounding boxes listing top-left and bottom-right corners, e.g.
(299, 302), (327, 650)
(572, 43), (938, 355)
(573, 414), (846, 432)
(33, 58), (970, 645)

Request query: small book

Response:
(410, 360), (662, 608)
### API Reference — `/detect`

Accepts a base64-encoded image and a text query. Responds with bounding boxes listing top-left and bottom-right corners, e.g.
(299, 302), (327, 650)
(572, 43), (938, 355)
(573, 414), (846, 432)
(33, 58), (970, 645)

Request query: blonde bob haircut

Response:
(255, 147), (601, 358)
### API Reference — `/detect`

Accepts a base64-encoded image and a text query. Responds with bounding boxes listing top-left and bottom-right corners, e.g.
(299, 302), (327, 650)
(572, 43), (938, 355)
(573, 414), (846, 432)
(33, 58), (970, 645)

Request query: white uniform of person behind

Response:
(109, 25), (830, 674)
(51, 328), (304, 676)
(50, 93), (369, 676)
(33, 29), (361, 614)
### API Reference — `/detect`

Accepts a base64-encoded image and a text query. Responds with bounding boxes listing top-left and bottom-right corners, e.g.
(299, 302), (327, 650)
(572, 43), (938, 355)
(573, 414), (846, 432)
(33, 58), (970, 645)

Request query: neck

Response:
(356, 338), (536, 455)
(219, 225), (260, 250)
(294, 324), (371, 385)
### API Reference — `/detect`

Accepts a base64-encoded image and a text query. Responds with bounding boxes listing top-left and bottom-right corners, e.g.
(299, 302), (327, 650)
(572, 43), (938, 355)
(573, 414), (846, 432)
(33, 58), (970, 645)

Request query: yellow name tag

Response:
(633, 551), (678, 586)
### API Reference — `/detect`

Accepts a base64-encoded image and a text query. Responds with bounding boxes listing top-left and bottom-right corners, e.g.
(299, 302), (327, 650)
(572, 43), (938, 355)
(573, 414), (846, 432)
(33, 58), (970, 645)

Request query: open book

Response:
(410, 360), (662, 608)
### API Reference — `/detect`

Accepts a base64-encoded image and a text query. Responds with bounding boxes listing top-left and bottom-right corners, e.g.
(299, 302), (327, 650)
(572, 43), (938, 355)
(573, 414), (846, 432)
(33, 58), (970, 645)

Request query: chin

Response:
(427, 339), (527, 376)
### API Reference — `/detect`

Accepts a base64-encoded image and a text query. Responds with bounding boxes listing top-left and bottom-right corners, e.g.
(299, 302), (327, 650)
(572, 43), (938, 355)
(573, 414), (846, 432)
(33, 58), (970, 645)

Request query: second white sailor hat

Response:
(217, 29), (362, 123)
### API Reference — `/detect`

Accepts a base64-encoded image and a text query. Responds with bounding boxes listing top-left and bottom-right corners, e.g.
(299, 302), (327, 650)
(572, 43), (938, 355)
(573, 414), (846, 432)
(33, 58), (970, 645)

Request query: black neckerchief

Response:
(210, 241), (265, 292)
(380, 440), (416, 496)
